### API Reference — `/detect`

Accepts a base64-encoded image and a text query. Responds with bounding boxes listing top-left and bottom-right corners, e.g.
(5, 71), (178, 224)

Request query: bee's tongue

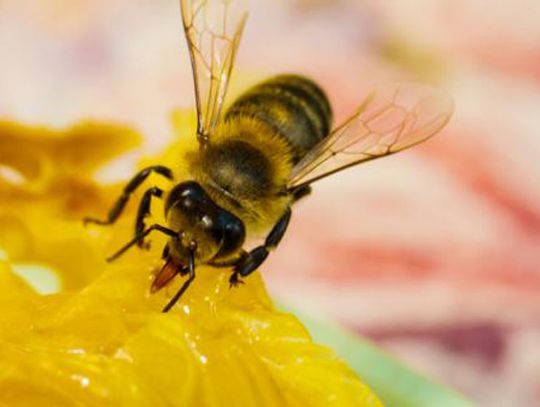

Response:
(151, 259), (183, 293)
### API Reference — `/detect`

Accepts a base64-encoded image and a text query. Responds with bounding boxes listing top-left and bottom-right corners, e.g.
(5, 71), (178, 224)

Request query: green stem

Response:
(285, 308), (478, 407)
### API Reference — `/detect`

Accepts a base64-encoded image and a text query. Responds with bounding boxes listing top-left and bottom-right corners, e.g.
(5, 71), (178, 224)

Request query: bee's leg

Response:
(84, 165), (173, 226)
(135, 187), (164, 248)
(229, 208), (292, 287)
(291, 185), (311, 202)
(209, 252), (247, 268)
(162, 246), (196, 313)
(107, 224), (177, 262)
(161, 244), (170, 260)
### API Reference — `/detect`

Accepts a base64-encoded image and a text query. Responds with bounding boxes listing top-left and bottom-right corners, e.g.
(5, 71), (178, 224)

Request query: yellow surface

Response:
(0, 118), (383, 407)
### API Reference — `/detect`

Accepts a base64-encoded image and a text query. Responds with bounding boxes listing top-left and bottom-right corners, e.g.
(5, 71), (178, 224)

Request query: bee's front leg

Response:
(229, 208), (292, 288)
(135, 187), (164, 248)
(83, 165), (173, 226)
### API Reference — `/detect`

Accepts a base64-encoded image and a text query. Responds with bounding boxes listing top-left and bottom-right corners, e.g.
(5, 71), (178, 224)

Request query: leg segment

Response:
(230, 208), (292, 287)
(208, 251), (247, 268)
(162, 247), (196, 313)
(107, 224), (177, 262)
(84, 165), (173, 226)
(291, 185), (312, 202)
(135, 187), (164, 248)
(161, 245), (170, 260)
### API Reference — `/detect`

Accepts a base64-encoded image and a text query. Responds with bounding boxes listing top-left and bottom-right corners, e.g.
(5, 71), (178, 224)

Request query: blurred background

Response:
(1, 0), (539, 405)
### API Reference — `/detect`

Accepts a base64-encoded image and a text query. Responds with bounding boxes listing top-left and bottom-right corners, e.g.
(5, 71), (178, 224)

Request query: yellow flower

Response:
(0, 117), (383, 407)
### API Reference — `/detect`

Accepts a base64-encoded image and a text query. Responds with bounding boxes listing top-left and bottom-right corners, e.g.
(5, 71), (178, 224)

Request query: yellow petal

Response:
(0, 119), (383, 407)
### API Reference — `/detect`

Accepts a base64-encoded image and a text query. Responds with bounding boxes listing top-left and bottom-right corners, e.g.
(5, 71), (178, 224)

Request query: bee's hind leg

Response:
(229, 208), (292, 288)
(83, 165), (173, 226)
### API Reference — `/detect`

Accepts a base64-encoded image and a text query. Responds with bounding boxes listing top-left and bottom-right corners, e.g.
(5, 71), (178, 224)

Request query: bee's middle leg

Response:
(229, 208), (292, 287)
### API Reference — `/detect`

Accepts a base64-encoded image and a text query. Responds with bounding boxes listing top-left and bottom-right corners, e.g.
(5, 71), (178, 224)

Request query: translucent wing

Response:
(287, 83), (454, 189)
(180, 0), (248, 143)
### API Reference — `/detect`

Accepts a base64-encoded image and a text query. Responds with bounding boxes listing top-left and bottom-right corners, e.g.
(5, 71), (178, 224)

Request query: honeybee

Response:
(85, 0), (453, 312)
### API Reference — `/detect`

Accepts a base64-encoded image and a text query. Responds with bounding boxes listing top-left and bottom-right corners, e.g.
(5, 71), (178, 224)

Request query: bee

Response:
(84, 0), (453, 312)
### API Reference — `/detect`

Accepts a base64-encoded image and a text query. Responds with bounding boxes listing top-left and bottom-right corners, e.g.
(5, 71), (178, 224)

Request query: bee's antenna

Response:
(107, 224), (178, 262)
(162, 244), (196, 313)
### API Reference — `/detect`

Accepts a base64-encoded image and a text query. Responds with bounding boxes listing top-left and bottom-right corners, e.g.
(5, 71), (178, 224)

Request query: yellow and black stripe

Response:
(225, 74), (333, 163)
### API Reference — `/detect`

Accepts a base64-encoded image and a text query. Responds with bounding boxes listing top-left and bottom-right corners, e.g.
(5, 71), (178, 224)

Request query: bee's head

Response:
(164, 181), (245, 265)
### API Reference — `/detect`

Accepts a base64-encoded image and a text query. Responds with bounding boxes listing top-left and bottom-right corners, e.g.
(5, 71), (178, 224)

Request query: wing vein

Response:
(288, 83), (454, 189)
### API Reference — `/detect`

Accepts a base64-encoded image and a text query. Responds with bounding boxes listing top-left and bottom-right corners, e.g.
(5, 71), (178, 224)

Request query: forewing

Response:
(180, 0), (248, 141)
(287, 83), (454, 189)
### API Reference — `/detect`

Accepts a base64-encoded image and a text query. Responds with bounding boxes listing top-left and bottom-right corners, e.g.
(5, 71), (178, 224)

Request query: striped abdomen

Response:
(225, 74), (333, 163)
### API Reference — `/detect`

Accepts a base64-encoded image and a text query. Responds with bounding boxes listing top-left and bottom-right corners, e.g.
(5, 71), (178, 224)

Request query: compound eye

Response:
(166, 181), (208, 214)
(181, 195), (196, 210)
(200, 214), (214, 229)
(177, 182), (208, 213)
(215, 210), (245, 257)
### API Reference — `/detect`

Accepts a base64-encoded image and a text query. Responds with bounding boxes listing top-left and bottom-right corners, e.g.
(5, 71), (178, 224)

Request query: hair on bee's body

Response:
(187, 74), (333, 234)
(226, 75), (333, 163)
(85, 0), (452, 312)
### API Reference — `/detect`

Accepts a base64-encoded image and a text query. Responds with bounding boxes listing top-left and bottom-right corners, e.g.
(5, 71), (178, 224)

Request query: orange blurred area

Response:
(1, 1), (540, 406)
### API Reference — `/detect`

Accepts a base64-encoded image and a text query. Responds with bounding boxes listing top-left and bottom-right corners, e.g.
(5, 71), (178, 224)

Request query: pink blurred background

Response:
(1, 1), (540, 405)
